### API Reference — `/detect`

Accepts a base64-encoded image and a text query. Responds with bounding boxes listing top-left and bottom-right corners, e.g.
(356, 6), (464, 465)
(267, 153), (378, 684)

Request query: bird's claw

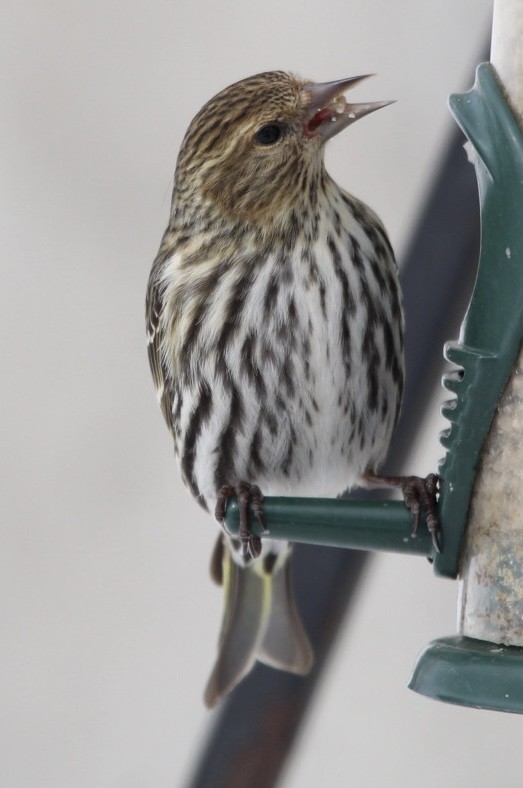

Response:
(401, 473), (441, 552)
(363, 471), (442, 552)
(215, 482), (265, 560)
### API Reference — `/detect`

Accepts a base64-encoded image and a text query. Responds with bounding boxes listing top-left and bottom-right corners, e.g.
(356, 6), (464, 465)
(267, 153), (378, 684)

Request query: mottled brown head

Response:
(174, 71), (391, 223)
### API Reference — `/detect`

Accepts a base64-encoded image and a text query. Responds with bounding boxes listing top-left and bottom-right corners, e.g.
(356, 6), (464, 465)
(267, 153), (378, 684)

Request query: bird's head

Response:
(174, 71), (392, 225)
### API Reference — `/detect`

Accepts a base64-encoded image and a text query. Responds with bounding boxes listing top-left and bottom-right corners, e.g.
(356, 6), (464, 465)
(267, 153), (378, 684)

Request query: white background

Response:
(3, 1), (514, 787)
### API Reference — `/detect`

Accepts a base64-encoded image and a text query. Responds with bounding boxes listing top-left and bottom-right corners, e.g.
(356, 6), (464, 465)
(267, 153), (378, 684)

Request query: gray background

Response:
(4, 2), (515, 787)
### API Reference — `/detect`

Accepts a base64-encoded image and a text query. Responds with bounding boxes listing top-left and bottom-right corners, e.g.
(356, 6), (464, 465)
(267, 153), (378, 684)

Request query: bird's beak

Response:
(302, 75), (394, 141)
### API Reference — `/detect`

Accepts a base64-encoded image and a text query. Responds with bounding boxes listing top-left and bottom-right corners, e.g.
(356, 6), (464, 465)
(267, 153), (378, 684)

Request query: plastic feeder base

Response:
(408, 635), (523, 714)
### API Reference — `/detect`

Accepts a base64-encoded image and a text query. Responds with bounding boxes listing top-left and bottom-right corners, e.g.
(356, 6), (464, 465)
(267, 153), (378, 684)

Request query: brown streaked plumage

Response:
(146, 71), (437, 707)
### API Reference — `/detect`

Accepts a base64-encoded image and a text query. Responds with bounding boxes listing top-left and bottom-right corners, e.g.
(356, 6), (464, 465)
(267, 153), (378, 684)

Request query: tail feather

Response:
(204, 540), (313, 708)
(258, 558), (313, 674)
(204, 543), (271, 707)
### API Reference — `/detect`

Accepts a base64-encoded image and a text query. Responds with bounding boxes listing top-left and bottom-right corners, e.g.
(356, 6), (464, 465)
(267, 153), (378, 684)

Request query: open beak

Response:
(303, 75), (394, 141)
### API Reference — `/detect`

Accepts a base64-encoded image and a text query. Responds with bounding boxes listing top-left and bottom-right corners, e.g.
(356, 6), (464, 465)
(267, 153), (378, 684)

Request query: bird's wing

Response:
(146, 256), (175, 433)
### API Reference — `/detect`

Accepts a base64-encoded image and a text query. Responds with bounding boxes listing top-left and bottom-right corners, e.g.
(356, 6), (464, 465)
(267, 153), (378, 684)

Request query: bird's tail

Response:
(204, 537), (313, 708)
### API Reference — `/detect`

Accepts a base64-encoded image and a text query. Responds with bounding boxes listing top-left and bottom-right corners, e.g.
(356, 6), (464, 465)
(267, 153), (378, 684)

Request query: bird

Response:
(146, 71), (439, 708)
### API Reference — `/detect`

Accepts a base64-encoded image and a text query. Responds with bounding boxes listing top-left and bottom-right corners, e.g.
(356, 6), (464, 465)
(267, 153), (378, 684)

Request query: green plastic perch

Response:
(224, 497), (433, 556)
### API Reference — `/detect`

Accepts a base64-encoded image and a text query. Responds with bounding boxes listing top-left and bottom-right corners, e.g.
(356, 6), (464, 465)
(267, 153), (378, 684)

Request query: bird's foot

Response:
(215, 482), (265, 560)
(363, 472), (441, 552)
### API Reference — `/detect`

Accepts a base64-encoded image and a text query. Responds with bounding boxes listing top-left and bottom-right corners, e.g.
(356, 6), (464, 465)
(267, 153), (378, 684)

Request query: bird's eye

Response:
(255, 123), (284, 146)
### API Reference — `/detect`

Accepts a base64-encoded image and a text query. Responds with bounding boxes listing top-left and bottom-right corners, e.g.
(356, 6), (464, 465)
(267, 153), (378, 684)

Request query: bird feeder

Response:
(225, 0), (523, 714)
(409, 0), (523, 712)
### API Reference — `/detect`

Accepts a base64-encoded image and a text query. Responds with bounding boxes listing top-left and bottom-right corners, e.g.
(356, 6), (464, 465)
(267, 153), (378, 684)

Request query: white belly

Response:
(175, 208), (403, 509)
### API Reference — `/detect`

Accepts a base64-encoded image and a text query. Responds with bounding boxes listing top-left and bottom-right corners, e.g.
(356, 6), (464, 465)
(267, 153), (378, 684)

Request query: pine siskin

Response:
(146, 71), (438, 708)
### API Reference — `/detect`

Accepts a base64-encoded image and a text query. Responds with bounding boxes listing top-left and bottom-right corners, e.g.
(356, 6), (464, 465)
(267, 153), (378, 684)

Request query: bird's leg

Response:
(362, 471), (441, 552)
(215, 482), (265, 560)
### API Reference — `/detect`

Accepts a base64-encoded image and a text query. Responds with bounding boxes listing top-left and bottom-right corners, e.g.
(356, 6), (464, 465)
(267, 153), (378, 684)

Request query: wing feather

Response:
(146, 254), (175, 432)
